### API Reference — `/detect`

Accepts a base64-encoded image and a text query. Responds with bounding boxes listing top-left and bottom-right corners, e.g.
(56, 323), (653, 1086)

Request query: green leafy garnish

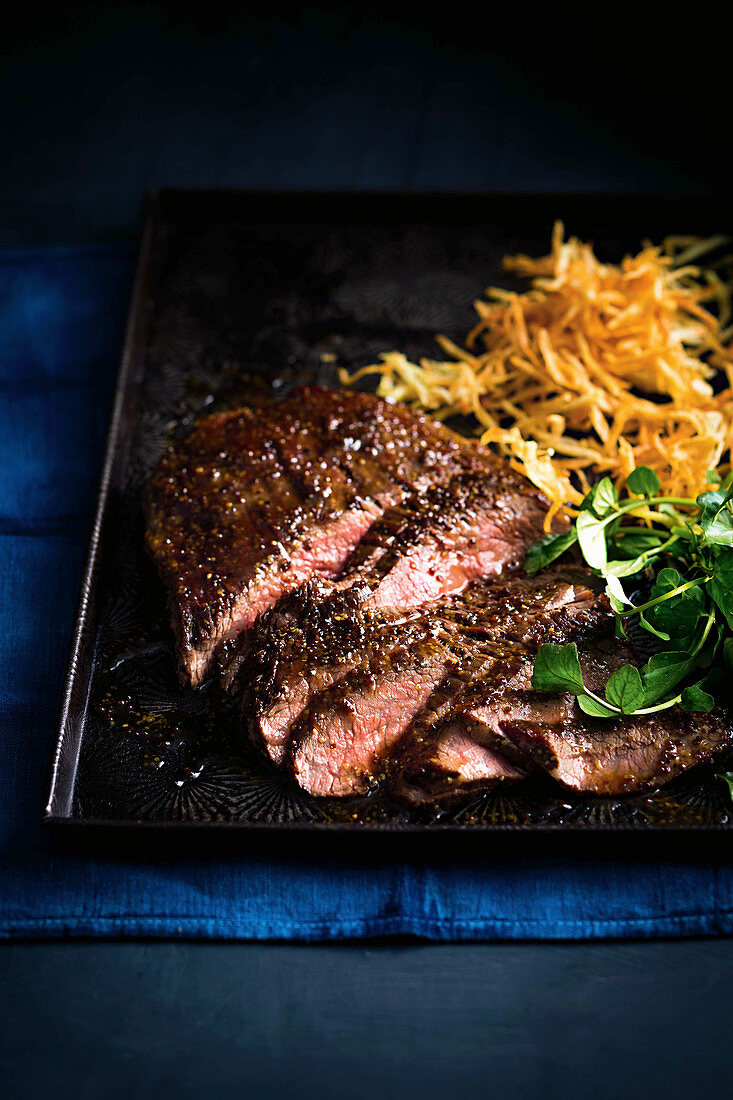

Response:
(532, 642), (585, 695)
(524, 464), (733, 724)
(626, 466), (661, 496)
(523, 529), (578, 576)
(604, 665), (645, 713)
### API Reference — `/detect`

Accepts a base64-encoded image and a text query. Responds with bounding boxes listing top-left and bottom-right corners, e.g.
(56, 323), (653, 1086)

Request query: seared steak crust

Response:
(145, 386), (547, 686)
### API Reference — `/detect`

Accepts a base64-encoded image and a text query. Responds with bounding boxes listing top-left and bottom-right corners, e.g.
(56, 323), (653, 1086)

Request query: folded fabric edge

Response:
(2, 913), (733, 942)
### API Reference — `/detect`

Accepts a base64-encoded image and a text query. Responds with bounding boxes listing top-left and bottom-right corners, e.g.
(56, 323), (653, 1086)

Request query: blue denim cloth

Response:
(2, 244), (733, 941)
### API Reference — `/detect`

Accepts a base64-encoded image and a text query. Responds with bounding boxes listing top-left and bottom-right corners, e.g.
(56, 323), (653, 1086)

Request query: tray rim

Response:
(44, 192), (157, 825)
(43, 187), (733, 834)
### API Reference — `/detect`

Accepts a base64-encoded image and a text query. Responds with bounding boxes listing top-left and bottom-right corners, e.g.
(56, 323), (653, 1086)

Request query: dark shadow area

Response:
(2, 3), (729, 246)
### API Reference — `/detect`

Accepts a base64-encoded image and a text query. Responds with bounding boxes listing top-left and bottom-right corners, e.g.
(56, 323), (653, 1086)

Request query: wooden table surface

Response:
(1, 7), (731, 1098)
(2, 940), (732, 1099)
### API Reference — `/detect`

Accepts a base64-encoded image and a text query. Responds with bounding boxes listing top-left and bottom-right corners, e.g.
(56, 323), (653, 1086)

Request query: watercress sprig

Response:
(524, 466), (733, 723)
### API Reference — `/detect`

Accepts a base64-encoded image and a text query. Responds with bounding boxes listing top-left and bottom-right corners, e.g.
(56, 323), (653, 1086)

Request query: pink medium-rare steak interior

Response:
(290, 638), (458, 797)
(330, 474), (550, 613)
(390, 720), (527, 806)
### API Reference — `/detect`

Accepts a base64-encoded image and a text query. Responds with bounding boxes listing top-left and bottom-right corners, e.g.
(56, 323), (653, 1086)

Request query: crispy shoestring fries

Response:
(340, 223), (733, 530)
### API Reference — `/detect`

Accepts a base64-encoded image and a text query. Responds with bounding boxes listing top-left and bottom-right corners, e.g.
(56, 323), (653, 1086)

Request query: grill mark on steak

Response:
(145, 386), (548, 687)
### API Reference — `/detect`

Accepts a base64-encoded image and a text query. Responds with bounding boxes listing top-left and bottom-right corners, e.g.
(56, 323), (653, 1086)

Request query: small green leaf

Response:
(605, 555), (651, 579)
(532, 642), (585, 695)
(652, 567), (684, 596)
(590, 477), (619, 517)
(648, 584), (704, 643)
(698, 488), (733, 546)
(576, 510), (608, 570)
(641, 651), (693, 707)
(612, 529), (665, 560)
(626, 466), (660, 496)
(638, 611), (671, 642)
(680, 682), (715, 713)
(706, 469), (722, 485)
(523, 529), (578, 575)
(577, 694), (618, 719)
(709, 549), (733, 630)
(605, 664), (645, 712)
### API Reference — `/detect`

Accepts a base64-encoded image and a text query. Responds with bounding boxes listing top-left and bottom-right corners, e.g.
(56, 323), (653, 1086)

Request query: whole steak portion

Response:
(145, 386), (548, 686)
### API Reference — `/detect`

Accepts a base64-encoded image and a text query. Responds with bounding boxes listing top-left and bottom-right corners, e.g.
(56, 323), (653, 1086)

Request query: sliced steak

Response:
(241, 566), (602, 769)
(290, 637), (463, 797)
(386, 568), (608, 805)
(453, 633), (733, 795)
(145, 386), (548, 686)
(463, 695), (733, 795)
(390, 720), (526, 806)
(237, 577), (421, 766)
(277, 568), (608, 796)
(330, 471), (549, 612)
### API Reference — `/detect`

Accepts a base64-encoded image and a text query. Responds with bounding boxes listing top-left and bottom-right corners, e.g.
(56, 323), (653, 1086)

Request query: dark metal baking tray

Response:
(45, 189), (733, 831)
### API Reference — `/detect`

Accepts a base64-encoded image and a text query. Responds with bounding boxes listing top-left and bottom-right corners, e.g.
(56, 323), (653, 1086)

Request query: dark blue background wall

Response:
(1, 3), (726, 246)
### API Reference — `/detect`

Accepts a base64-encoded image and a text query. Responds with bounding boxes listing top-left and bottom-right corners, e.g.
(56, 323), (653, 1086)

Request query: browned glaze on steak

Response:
(437, 624), (733, 796)
(384, 569), (608, 805)
(240, 567), (602, 770)
(237, 576), (420, 766)
(458, 636), (733, 795)
(145, 386), (548, 686)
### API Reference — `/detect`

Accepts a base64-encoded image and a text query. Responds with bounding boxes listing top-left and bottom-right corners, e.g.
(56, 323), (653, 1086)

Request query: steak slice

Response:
(463, 693), (733, 795)
(237, 576), (421, 766)
(329, 470), (550, 613)
(290, 637), (463, 797)
(390, 722), (526, 806)
(145, 385), (548, 687)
